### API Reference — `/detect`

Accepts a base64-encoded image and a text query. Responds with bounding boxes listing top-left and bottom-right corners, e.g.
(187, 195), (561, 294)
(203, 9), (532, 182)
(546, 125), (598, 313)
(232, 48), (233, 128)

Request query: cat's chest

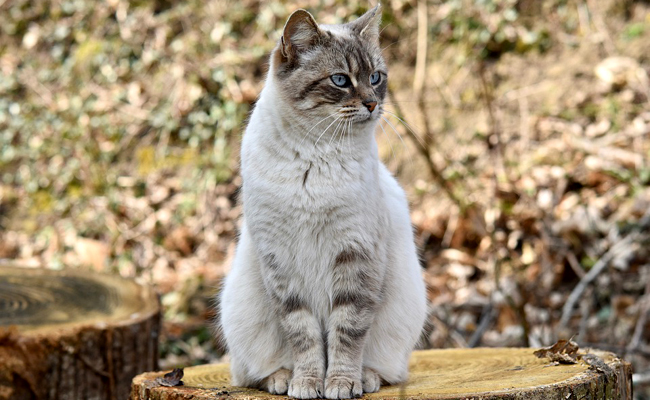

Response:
(247, 152), (377, 208)
(243, 153), (384, 245)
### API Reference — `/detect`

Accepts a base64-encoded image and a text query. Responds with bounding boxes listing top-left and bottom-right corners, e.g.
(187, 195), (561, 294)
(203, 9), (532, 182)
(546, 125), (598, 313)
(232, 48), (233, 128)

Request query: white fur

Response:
(220, 36), (426, 390)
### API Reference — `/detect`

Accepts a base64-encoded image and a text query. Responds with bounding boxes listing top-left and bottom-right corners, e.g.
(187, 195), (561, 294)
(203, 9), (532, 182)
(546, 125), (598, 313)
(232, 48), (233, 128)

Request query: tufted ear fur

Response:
(280, 9), (322, 61)
(349, 4), (382, 44)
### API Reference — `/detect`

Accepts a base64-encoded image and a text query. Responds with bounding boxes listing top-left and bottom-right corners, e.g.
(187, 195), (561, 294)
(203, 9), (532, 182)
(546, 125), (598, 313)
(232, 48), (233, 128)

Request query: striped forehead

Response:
(320, 26), (383, 74)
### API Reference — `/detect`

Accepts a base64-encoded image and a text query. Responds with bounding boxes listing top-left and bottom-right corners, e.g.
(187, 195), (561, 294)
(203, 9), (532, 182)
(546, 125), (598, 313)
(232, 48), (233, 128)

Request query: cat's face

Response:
(272, 6), (386, 125)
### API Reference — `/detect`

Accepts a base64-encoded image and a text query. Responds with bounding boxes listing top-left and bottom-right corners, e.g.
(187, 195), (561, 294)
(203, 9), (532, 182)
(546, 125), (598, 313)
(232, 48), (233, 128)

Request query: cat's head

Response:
(271, 5), (386, 125)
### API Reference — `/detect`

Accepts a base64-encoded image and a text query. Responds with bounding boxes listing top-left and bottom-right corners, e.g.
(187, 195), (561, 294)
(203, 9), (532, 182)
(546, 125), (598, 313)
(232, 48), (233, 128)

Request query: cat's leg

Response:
(324, 248), (383, 399)
(258, 254), (326, 399)
(282, 307), (326, 399)
(361, 238), (427, 385)
(219, 226), (293, 390)
(360, 167), (427, 386)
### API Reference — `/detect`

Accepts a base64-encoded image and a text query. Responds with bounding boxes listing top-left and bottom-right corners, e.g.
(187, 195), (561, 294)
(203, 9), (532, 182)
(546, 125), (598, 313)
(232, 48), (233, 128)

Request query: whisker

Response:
(314, 116), (341, 147)
(382, 110), (427, 149)
(377, 117), (397, 162)
(346, 119), (352, 154)
(381, 38), (403, 53)
(337, 118), (347, 152)
(300, 112), (339, 146)
(382, 100), (442, 106)
(329, 118), (345, 149)
(379, 23), (393, 36)
(380, 115), (412, 165)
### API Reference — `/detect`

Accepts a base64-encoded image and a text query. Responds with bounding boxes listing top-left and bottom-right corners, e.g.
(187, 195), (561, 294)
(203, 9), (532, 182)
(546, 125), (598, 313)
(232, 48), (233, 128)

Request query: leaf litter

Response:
(534, 338), (580, 365)
(155, 368), (184, 387)
(533, 338), (615, 375)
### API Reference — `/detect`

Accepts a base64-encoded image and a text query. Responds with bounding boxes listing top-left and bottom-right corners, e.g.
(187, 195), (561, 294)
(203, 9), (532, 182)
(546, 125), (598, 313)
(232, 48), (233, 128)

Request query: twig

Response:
(412, 0), (434, 148)
(430, 71), (459, 109)
(578, 289), (592, 341)
(413, 0), (428, 97)
(559, 232), (639, 329)
(467, 303), (497, 347)
(477, 62), (507, 181)
(577, 1), (591, 36)
(501, 80), (551, 102)
(566, 251), (587, 279)
(387, 88), (466, 210)
(492, 254), (530, 347)
(429, 313), (468, 348)
(17, 69), (55, 109)
(518, 95), (530, 149)
(441, 206), (459, 248)
(567, 136), (643, 169)
(480, 60), (529, 345)
(585, 0), (616, 55)
(628, 268), (650, 351)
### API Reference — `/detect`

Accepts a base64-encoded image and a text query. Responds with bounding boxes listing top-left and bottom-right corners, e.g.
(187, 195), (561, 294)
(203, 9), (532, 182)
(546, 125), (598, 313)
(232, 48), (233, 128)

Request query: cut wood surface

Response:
(131, 348), (632, 400)
(0, 265), (161, 400)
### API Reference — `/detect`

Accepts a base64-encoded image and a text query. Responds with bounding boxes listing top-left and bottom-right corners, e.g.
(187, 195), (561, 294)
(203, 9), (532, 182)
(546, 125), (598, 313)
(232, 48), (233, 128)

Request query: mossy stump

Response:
(0, 266), (161, 400)
(130, 348), (632, 400)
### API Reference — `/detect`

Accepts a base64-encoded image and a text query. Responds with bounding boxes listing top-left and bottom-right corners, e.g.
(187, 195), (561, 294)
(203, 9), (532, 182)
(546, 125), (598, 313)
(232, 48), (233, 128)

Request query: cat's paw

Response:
(361, 368), (381, 393)
(288, 376), (324, 399)
(265, 368), (292, 395)
(324, 376), (362, 399)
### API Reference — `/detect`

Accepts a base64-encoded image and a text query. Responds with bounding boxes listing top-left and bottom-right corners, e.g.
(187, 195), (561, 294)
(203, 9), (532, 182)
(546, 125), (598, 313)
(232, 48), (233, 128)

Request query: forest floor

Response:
(0, 0), (649, 397)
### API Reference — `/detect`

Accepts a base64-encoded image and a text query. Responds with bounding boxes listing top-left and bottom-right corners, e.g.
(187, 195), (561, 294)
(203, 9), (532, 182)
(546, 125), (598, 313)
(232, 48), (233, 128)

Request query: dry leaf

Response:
(155, 368), (184, 387)
(582, 354), (614, 374)
(533, 339), (579, 364)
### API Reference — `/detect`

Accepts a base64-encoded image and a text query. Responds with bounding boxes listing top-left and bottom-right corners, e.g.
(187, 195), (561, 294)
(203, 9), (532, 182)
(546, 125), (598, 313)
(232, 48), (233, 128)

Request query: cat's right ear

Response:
(280, 9), (322, 61)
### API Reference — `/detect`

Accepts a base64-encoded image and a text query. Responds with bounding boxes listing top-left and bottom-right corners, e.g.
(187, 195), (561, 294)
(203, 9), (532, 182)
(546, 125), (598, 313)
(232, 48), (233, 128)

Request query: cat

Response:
(219, 5), (427, 399)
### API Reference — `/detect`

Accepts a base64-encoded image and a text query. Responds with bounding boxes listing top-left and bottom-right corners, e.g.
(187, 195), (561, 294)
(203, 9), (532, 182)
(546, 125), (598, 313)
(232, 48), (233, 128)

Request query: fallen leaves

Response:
(534, 339), (580, 364)
(533, 339), (617, 375)
(582, 354), (615, 375)
(155, 368), (184, 387)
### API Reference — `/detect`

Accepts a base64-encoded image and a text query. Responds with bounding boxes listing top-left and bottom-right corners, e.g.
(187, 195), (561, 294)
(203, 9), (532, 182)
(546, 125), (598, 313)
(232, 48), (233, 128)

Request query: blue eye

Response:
(331, 74), (351, 88)
(370, 71), (381, 85)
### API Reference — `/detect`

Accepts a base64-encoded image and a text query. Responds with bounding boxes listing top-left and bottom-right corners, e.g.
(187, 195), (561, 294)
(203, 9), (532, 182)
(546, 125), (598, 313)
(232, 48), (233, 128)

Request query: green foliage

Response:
(432, 0), (551, 59)
(0, 0), (278, 234)
(623, 22), (646, 39)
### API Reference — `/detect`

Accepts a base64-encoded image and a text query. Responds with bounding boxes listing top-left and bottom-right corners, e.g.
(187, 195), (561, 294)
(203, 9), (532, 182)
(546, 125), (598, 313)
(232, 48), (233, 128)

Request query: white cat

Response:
(219, 5), (426, 399)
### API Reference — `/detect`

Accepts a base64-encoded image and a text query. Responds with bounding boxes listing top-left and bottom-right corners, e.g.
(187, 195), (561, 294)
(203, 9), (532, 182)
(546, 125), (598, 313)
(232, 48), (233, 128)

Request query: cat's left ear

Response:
(349, 4), (382, 43)
(281, 9), (323, 61)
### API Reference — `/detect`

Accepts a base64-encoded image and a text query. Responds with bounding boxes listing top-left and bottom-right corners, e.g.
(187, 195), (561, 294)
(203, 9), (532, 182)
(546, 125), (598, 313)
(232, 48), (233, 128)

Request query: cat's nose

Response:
(362, 100), (377, 112)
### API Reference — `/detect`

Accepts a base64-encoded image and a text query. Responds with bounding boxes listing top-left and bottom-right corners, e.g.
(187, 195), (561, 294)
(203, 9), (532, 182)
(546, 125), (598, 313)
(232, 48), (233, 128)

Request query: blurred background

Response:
(1, 0), (649, 397)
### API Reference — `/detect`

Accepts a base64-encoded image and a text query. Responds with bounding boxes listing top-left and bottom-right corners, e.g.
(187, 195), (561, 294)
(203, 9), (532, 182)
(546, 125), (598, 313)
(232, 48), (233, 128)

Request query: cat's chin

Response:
(345, 114), (379, 125)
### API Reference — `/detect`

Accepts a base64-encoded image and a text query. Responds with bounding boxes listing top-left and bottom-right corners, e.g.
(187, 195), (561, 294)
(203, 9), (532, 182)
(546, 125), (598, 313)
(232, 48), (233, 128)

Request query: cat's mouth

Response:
(341, 108), (380, 124)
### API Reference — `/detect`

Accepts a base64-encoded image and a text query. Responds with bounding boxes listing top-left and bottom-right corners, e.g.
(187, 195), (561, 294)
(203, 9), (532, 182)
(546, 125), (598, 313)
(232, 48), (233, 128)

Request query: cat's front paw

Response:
(324, 376), (362, 399)
(288, 376), (324, 399)
(361, 367), (381, 393)
(265, 368), (292, 395)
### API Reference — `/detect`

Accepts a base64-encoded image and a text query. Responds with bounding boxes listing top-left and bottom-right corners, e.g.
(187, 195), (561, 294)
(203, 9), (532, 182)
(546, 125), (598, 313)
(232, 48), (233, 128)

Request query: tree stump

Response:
(0, 266), (161, 400)
(131, 348), (632, 400)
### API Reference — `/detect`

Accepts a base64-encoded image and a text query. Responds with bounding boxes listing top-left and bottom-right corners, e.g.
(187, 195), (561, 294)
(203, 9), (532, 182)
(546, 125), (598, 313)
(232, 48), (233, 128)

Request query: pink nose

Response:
(363, 100), (377, 112)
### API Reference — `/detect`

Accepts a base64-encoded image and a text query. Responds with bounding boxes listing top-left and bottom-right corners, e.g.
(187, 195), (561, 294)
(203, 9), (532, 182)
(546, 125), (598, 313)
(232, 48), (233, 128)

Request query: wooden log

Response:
(131, 348), (632, 400)
(0, 266), (161, 400)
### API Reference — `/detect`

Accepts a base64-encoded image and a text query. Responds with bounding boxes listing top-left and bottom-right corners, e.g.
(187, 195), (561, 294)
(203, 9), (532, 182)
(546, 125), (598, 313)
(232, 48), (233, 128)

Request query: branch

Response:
(387, 88), (466, 210)
(413, 0), (428, 97)
(559, 232), (639, 329)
